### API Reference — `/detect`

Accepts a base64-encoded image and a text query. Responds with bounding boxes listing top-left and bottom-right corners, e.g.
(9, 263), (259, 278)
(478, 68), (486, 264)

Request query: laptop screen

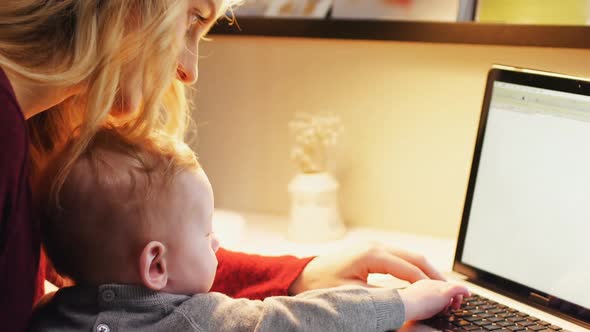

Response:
(454, 66), (590, 327)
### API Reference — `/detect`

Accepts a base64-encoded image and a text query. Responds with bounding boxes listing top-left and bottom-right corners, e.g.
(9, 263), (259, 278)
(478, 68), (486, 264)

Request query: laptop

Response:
(401, 65), (590, 332)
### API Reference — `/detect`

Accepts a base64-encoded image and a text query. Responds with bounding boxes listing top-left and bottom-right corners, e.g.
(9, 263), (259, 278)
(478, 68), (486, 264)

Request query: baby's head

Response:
(39, 128), (219, 295)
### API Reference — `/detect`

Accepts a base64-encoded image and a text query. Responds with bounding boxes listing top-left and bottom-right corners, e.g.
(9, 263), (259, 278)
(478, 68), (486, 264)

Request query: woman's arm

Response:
(212, 243), (446, 300)
(0, 71), (43, 331)
(210, 248), (314, 299)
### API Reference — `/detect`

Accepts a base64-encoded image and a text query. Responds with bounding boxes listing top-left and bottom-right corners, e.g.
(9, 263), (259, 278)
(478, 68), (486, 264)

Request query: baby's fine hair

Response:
(37, 128), (199, 283)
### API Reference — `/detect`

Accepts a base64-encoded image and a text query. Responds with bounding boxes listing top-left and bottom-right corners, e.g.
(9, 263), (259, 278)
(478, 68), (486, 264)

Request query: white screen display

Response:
(462, 81), (590, 309)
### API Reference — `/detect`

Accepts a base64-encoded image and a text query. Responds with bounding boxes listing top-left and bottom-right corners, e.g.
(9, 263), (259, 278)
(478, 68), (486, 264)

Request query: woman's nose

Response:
(176, 38), (200, 84)
(176, 63), (198, 85)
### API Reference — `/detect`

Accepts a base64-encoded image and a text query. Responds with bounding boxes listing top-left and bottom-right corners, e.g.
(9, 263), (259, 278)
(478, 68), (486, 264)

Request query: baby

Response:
(30, 128), (469, 332)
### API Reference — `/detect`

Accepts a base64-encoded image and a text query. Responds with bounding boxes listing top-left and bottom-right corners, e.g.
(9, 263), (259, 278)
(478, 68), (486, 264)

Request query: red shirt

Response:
(212, 248), (314, 300)
(0, 68), (44, 331)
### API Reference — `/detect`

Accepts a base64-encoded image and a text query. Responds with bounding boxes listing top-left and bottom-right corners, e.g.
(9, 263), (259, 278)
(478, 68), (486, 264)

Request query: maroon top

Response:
(0, 68), (44, 332)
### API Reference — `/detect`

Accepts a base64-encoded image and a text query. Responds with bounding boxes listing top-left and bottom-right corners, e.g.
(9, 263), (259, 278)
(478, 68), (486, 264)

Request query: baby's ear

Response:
(139, 241), (168, 291)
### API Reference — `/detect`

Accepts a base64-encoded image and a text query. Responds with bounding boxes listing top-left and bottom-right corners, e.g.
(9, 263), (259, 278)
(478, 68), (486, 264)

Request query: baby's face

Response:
(163, 167), (220, 294)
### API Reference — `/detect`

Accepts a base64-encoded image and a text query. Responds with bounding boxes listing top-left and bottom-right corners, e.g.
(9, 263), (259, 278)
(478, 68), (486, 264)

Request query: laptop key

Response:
(529, 325), (549, 331)
(487, 317), (504, 323)
(497, 313), (514, 319)
(480, 305), (496, 310)
(507, 317), (526, 323)
(506, 326), (525, 331)
(487, 309), (505, 315)
(463, 325), (483, 331)
(517, 321), (535, 327)
(547, 325), (562, 330)
(465, 317), (483, 322)
(477, 314), (494, 319)
(483, 325), (502, 331)
(538, 321), (552, 326)
(497, 321), (514, 327)
(454, 320), (472, 327)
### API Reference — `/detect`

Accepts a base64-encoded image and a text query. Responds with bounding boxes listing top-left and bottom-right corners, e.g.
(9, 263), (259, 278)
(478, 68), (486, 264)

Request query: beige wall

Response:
(192, 36), (590, 238)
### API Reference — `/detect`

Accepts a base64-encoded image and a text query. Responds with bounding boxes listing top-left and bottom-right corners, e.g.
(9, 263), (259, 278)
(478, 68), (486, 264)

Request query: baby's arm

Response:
(181, 286), (404, 332)
(177, 281), (469, 332)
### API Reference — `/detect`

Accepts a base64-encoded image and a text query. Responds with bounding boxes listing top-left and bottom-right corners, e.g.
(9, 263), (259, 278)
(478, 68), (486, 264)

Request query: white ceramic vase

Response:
(287, 172), (346, 242)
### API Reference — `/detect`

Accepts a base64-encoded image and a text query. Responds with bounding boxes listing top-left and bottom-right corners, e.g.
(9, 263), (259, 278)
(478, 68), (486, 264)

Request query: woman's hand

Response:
(289, 242), (445, 295)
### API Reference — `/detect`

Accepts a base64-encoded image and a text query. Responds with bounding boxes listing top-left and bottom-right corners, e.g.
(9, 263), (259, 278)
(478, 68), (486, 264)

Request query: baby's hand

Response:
(398, 279), (470, 321)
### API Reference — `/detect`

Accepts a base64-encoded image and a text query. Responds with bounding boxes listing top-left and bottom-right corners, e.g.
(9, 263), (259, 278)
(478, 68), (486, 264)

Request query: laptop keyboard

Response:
(424, 293), (570, 332)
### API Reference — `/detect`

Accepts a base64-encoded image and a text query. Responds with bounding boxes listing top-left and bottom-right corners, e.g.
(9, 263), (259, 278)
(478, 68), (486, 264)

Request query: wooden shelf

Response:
(210, 18), (590, 49)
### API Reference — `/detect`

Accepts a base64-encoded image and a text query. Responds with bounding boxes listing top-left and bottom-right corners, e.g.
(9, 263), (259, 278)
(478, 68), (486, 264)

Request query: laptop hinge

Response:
(529, 292), (550, 306)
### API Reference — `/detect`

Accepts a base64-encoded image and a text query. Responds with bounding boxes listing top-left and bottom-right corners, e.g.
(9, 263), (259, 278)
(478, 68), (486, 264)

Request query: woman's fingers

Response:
(365, 250), (430, 282)
(385, 246), (446, 281)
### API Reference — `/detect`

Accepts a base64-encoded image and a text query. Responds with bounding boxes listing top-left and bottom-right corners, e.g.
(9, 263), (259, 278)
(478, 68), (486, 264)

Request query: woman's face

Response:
(114, 0), (223, 115)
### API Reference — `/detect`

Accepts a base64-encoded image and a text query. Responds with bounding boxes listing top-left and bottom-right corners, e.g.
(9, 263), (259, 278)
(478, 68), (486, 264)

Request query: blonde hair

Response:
(38, 127), (199, 283)
(0, 0), (238, 197)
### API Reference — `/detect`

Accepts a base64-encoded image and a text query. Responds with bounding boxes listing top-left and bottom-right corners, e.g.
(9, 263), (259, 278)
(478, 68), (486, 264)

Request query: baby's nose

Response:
(211, 234), (220, 253)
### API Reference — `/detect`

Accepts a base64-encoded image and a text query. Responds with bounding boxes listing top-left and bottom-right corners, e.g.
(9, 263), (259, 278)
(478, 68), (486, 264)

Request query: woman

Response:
(0, 1), (443, 331)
